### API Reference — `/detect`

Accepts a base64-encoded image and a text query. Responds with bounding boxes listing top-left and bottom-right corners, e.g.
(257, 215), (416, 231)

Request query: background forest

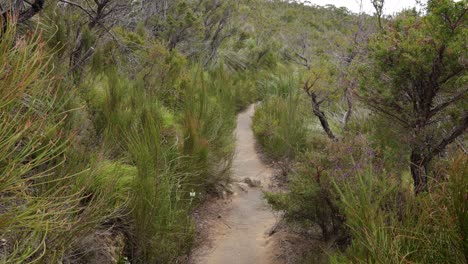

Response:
(0, 0), (466, 263)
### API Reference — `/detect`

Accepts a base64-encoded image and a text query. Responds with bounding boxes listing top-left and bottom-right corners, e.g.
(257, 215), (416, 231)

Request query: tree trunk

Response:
(410, 149), (429, 193)
(1, 0), (45, 33)
(18, 0), (44, 23)
(70, 31), (83, 70)
(310, 94), (336, 140)
(410, 113), (467, 194)
(343, 88), (353, 129)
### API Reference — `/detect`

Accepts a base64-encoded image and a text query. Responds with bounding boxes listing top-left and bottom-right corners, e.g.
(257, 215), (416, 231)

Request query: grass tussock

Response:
(332, 154), (467, 263)
(253, 75), (309, 162)
(0, 21), (257, 262)
(0, 23), (124, 263)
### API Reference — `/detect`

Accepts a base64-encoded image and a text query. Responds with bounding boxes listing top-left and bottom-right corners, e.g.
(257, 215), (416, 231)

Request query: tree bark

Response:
(18, 0), (44, 23)
(310, 93), (337, 140)
(429, 112), (468, 159)
(343, 87), (353, 129)
(410, 148), (429, 193)
(1, 0), (45, 33)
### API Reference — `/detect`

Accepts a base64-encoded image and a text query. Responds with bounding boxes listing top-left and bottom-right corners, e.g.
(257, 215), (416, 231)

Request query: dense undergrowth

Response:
(0, 16), (263, 263)
(1, 0), (466, 263)
(252, 1), (467, 263)
(255, 75), (468, 263)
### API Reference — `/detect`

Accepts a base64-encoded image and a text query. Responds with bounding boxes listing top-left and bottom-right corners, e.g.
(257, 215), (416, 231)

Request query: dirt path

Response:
(192, 104), (279, 264)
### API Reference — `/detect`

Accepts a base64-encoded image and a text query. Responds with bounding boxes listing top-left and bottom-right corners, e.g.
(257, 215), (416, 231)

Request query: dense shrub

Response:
(84, 62), (238, 262)
(265, 135), (378, 242)
(265, 158), (344, 241)
(266, 123), (467, 263)
(332, 154), (467, 263)
(125, 105), (194, 263)
(252, 76), (309, 161)
(0, 20), (245, 262)
(0, 23), (121, 263)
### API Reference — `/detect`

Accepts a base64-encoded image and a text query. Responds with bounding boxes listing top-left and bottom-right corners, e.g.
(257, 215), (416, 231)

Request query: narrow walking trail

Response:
(193, 104), (278, 264)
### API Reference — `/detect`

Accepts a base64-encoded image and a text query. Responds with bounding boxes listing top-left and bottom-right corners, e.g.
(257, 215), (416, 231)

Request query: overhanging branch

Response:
(429, 111), (468, 159)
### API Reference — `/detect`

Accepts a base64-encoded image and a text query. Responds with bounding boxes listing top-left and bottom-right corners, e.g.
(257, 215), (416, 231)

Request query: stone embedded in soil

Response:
(75, 231), (125, 264)
(243, 177), (262, 187)
(236, 182), (250, 192)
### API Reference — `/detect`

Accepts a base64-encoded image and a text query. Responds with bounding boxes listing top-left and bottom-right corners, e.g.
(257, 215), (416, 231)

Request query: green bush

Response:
(126, 105), (194, 263)
(80, 58), (239, 262)
(331, 155), (468, 263)
(252, 77), (308, 161)
(181, 69), (236, 192)
(265, 163), (344, 241)
(232, 71), (262, 110)
(347, 113), (411, 176)
(0, 23), (121, 263)
(83, 160), (136, 207)
(0, 22), (244, 261)
(265, 135), (376, 243)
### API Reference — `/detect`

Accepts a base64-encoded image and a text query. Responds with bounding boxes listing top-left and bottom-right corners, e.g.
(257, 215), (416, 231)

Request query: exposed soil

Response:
(189, 104), (319, 264)
(190, 104), (280, 264)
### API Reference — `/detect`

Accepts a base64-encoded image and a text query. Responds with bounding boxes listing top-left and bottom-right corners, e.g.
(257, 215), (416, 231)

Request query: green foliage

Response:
(0, 23), (121, 263)
(332, 155), (468, 263)
(114, 26), (146, 51)
(79, 58), (240, 261)
(136, 42), (189, 108)
(449, 155), (468, 261)
(359, 0), (467, 191)
(181, 69), (237, 192)
(78, 40), (242, 261)
(4, 0), (466, 262)
(265, 161), (342, 240)
(265, 135), (379, 242)
(347, 113), (410, 175)
(231, 72), (262, 110)
(2, 6), (249, 259)
(253, 77), (309, 161)
(126, 105), (193, 263)
(84, 160), (136, 207)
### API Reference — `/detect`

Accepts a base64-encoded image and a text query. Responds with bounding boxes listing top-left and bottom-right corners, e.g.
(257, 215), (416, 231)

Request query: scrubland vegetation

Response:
(0, 0), (263, 262)
(0, 0), (466, 263)
(253, 1), (467, 263)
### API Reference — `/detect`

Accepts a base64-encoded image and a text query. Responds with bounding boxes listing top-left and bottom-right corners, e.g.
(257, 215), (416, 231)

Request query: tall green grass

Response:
(80, 54), (240, 261)
(253, 75), (308, 161)
(83, 69), (193, 262)
(0, 22), (123, 263)
(181, 68), (237, 190)
(126, 105), (193, 263)
(331, 155), (468, 263)
(1, 16), (269, 262)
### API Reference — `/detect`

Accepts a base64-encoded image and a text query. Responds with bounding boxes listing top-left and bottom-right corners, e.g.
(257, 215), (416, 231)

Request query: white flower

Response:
(190, 191), (196, 197)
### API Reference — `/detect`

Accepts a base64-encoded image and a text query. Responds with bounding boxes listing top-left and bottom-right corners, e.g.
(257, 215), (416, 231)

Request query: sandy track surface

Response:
(191, 104), (279, 264)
